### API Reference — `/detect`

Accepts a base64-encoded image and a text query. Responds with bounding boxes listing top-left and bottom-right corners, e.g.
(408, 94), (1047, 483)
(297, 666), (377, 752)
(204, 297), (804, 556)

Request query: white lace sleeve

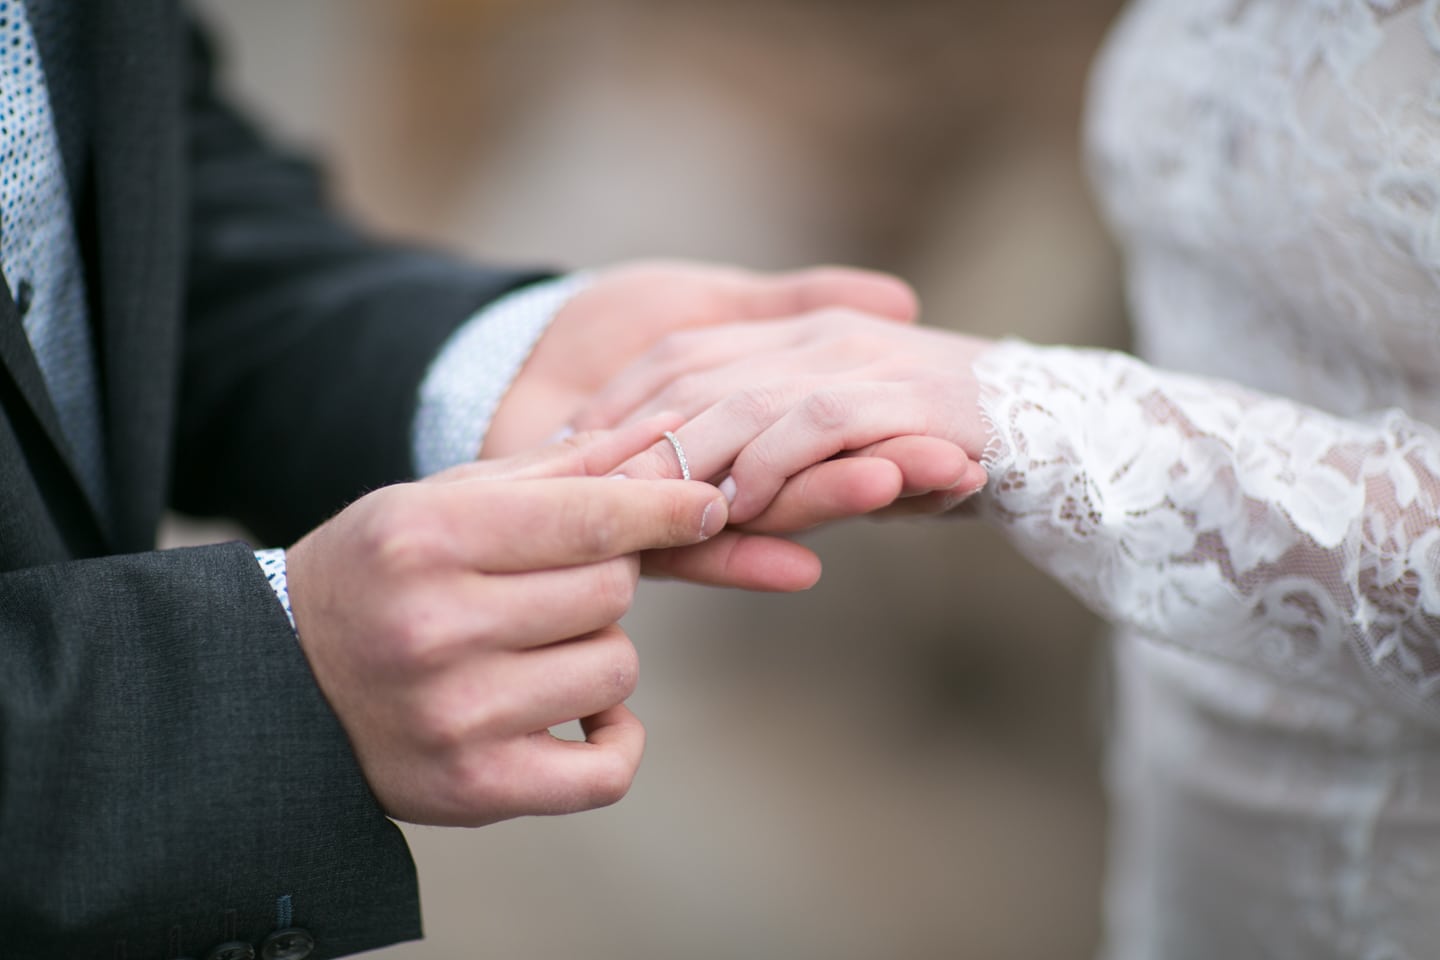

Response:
(975, 339), (1440, 724)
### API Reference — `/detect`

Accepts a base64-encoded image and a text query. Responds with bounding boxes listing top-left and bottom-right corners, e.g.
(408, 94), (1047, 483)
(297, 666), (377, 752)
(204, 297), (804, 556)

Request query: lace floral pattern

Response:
(976, 342), (1440, 720)
(971, 1), (1440, 956)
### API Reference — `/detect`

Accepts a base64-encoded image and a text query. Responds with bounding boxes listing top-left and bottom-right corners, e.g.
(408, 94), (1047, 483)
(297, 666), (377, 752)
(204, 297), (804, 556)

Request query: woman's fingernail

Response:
(719, 476), (738, 503)
(699, 499), (726, 540)
(609, 473), (630, 480)
(942, 482), (985, 510)
(546, 425), (576, 444)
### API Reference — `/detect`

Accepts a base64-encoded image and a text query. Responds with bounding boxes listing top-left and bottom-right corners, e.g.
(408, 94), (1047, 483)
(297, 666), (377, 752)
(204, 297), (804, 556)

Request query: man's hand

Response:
(481, 260), (918, 457)
(285, 421), (728, 828)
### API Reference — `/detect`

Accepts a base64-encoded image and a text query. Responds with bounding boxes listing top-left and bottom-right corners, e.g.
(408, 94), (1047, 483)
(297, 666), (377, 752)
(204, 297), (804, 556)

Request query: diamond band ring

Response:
(662, 431), (691, 481)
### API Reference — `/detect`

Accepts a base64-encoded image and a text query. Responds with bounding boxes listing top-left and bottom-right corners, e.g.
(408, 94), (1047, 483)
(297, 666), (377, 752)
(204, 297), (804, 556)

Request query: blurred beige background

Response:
(176, 1), (1129, 957)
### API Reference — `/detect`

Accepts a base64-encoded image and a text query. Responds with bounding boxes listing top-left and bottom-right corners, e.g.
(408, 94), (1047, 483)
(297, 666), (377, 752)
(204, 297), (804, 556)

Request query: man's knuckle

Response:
(388, 619), (440, 670)
(607, 641), (641, 700)
(584, 754), (638, 809)
(470, 687), (523, 738)
(432, 687), (525, 756)
(412, 694), (473, 752)
(574, 497), (623, 556)
(590, 563), (638, 622)
(377, 593), (464, 672)
(362, 499), (443, 572)
(438, 748), (513, 823)
(462, 600), (507, 650)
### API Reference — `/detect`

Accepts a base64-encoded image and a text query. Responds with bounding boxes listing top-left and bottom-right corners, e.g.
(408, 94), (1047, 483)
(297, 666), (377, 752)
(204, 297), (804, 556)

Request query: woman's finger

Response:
(609, 378), (817, 483)
(427, 412), (683, 484)
(739, 457), (904, 534)
(724, 381), (934, 523)
(575, 323), (815, 431)
(742, 266), (918, 323)
(641, 531), (822, 592)
(845, 435), (973, 497)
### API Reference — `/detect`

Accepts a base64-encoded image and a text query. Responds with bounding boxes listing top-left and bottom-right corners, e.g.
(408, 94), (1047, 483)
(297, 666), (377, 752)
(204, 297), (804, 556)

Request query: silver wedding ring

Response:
(663, 431), (691, 481)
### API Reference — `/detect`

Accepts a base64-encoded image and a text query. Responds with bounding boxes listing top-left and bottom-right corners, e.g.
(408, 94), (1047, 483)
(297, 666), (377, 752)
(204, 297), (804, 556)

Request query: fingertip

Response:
(763, 266), (918, 323)
(580, 703), (645, 748)
(845, 457), (906, 511)
(576, 705), (646, 809)
(864, 273), (920, 323)
(857, 435), (970, 495)
(699, 491), (729, 541)
(615, 439), (688, 483)
(730, 456), (900, 526)
(632, 410), (687, 435)
(727, 536), (822, 591)
(786, 553), (823, 591)
(909, 441), (970, 493)
(610, 413), (685, 458)
(962, 459), (988, 489)
(799, 266), (918, 322)
(640, 532), (820, 591)
(954, 460), (989, 498)
(627, 477), (732, 548)
(571, 403), (681, 439)
(931, 462), (989, 513)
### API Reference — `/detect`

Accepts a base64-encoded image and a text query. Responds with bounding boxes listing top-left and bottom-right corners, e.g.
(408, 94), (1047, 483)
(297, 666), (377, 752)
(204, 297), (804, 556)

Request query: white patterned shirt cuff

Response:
(411, 273), (592, 477)
(252, 276), (589, 634)
(254, 547), (295, 632)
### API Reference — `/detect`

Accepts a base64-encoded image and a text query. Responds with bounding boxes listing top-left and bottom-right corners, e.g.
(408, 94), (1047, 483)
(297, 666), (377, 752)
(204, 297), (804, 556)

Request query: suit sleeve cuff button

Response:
(261, 928), (316, 960)
(205, 943), (255, 960)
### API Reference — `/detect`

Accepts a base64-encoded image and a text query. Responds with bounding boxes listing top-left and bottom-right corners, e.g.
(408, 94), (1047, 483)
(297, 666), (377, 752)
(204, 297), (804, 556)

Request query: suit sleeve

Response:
(0, 16), (542, 958)
(0, 541), (422, 960)
(171, 21), (550, 544)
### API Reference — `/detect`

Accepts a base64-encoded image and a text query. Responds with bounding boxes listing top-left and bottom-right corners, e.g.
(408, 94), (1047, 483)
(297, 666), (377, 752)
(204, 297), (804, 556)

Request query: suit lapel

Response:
(89, 0), (185, 551)
(0, 0), (110, 548)
(0, 291), (98, 509)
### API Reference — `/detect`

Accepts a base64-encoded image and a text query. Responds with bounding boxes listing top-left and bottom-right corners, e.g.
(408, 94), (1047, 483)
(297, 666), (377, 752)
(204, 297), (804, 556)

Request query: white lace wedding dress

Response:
(973, 2), (1440, 956)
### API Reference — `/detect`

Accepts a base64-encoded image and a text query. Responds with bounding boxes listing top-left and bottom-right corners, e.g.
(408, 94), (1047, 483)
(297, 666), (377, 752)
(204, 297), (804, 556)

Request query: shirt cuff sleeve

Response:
(410, 273), (593, 477)
(254, 547), (295, 632)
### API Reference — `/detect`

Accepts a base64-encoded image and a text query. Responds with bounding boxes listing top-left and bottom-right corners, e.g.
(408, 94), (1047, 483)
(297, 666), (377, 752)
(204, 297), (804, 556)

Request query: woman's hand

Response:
(482, 260), (919, 457)
(573, 311), (996, 526)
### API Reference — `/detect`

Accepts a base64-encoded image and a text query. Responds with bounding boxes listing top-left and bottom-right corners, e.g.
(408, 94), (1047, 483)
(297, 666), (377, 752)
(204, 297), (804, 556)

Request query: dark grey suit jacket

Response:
(0, 3), (545, 957)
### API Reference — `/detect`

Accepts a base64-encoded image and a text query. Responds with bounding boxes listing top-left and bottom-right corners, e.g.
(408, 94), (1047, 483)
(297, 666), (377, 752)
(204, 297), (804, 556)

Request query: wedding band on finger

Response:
(662, 431), (692, 481)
